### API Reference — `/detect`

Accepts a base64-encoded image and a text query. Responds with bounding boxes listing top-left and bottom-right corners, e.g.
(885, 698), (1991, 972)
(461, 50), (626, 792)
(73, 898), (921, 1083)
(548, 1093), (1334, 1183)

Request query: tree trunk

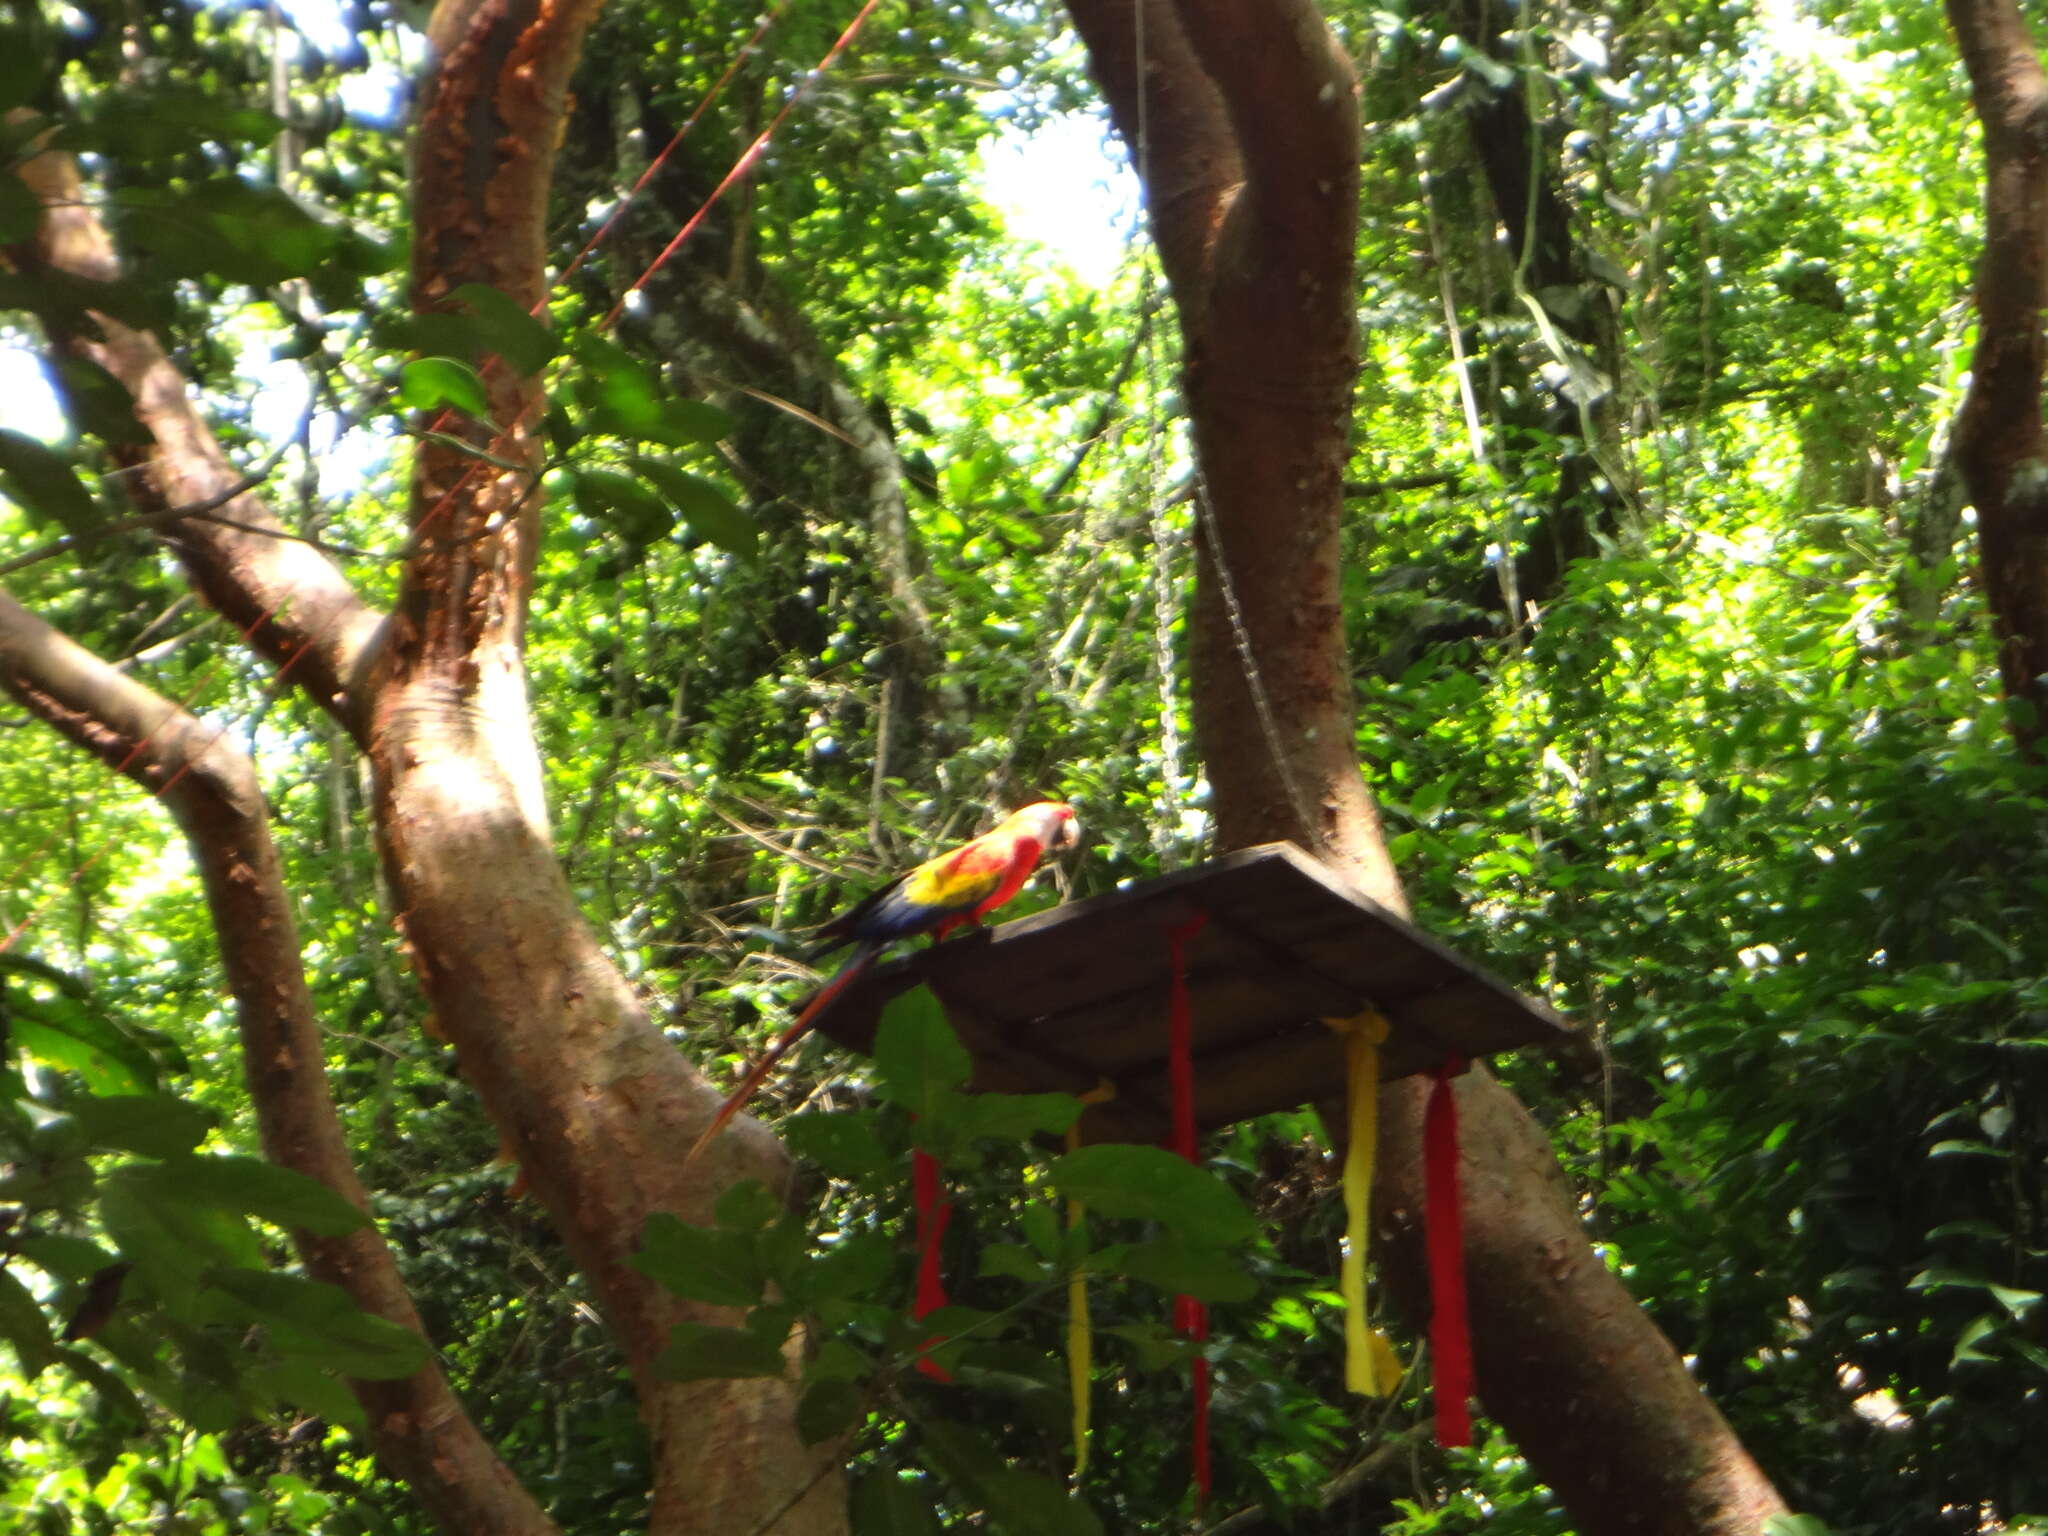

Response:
(1947, 0), (2048, 754)
(8, 0), (849, 1526)
(0, 592), (557, 1536)
(1061, 1), (1789, 1530)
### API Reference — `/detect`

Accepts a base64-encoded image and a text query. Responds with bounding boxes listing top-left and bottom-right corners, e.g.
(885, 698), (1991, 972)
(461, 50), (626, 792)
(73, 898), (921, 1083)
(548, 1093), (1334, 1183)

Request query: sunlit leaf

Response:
(398, 357), (489, 418)
(1048, 1145), (1256, 1246)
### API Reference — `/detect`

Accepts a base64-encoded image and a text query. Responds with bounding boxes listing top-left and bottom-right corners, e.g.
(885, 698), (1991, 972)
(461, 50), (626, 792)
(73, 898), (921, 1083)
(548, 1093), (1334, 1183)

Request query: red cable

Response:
(409, 0), (884, 568)
(1424, 1054), (1473, 1448)
(911, 1143), (953, 1382)
(552, 1), (792, 298)
(599, 0), (886, 333)
(1166, 913), (1212, 1501)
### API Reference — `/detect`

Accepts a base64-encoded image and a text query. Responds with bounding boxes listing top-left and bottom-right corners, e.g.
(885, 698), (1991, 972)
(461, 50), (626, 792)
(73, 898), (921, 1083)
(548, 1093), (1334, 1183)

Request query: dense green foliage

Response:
(1, 0), (2045, 1531)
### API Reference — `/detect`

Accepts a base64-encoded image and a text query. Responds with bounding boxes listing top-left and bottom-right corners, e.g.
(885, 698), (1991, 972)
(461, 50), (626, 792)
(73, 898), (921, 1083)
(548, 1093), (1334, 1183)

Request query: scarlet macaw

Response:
(686, 800), (1081, 1163)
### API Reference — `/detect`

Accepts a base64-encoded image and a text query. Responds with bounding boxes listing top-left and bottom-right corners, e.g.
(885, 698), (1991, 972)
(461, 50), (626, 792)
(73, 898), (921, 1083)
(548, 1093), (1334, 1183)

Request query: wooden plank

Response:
(810, 842), (1573, 1140)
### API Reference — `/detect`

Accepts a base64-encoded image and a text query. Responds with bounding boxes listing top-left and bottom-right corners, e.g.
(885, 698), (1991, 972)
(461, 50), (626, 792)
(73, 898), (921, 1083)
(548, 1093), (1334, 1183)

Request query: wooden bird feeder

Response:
(812, 841), (1573, 1144)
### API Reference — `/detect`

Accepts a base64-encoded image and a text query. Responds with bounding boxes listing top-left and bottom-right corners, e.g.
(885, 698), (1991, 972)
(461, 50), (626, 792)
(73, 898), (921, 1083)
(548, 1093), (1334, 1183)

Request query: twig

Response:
(1342, 472), (1459, 498)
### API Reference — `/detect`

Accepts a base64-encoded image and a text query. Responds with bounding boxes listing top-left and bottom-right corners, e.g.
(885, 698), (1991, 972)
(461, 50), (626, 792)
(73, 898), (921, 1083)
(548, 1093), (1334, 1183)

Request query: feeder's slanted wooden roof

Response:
(813, 842), (1573, 1146)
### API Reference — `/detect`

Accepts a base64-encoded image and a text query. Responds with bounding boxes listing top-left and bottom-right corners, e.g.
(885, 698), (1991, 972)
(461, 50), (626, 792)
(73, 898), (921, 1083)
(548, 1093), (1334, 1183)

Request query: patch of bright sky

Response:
(3, 0), (1132, 489)
(1753, 0), (1884, 87)
(974, 109), (1140, 289)
(0, 348), (67, 441)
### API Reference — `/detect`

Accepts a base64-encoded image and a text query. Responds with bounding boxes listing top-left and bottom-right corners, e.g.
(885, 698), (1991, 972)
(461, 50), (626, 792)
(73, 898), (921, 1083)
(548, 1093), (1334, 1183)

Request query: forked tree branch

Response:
(5, 136), (386, 741)
(1059, 3), (1788, 1531)
(0, 589), (556, 1536)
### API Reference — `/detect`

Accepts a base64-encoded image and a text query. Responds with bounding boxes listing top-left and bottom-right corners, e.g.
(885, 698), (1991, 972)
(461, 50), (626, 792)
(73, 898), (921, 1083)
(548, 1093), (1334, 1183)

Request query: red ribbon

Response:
(1424, 1054), (1473, 1447)
(912, 1143), (953, 1382)
(1166, 913), (1212, 1502)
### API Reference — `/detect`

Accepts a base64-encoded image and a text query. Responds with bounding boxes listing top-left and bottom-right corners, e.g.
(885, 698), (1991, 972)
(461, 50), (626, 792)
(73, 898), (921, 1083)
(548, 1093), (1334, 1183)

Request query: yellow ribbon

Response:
(1326, 1009), (1396, 1396)
(1066, 1079), (1116, 1481)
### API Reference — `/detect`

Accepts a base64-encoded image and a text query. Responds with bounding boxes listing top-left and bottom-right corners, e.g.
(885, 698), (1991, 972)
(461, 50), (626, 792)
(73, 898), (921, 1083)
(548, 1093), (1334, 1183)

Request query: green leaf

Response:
(789, 1230), (894, 1304)
(635, 457), (757, 558)
(782, 1110), (889, 1178)
(49, 356), (148, 448)
(1910, 1266), (2043, 1319)
(575, 468), (675, 547)
(1763, 1517), (1833, 1536)
(922, 1420), (1103, 1535)
(805, 1338), (871, 1385)
(571, 335), (669, 439)
(246, 1361), (367, 1431)
(0, 1264), (58, 1378)
(6, 986), (158, 1095)
(1102, 1321), (1191, 1371)
(376, 311), (485, 361)
(0, 27), (47, 112)
(114, 180), (341, 286)
(67, 1093), (212, 1158)
(0, 429), (98, 538)
(136, 1155), (369, 1238)
(851, 1472), (943, 1536)
(1104, 1236), (1256, 1301)
(449, 282), (560, 375)
(53, 1345), (147, 1428)
(71, 88), (281, 160)
(873, 989), (970, 1118)
(932, 1089), (1079, 1142)
(652, 1321), (787, 1382)
(19, 1235), (117, 1283)
(100, 1174), (264, 1294)
(662, 397), (735, 445)
(630, 1213), (763, 1308)
(979, 1243), (1052, 1284)
(208, 1270), (430, 1381)
(1950, 1312), (2001, 1368)
(796, 1377), (863, 1445)
(1049, 1145), (1257, 1246)
(0, 172), (39, 244)
(398, 357), (489, 418)
(715, 1179), (784, 1232)
(1019, 1199), (1061, 1260)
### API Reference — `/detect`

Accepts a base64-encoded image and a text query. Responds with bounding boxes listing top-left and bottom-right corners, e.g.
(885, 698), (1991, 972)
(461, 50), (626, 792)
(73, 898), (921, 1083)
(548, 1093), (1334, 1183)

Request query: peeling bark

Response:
(1947, 0), (2048, 752)
(0, 592), (555, 1536)
(1063, 2), (1788, 1530)
(364, 4), (846, 1531)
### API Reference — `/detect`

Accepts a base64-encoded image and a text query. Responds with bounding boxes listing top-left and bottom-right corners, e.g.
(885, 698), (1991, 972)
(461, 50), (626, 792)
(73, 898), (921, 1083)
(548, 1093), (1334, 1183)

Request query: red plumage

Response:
(684, 802), (1078, 1165)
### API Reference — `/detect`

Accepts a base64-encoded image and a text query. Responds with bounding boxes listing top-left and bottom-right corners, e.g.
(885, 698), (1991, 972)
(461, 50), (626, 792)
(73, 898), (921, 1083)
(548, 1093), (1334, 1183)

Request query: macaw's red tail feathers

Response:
(683, 943), (879, 1167)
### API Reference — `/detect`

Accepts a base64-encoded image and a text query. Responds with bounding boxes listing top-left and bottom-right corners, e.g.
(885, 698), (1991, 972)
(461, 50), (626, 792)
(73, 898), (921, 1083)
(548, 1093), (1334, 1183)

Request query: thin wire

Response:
(1142, 262), (1184, 869)
(1132, 0), (1188, 868)
(1190, 474), (1322, 841)
(1124, 0), (1314, 847)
